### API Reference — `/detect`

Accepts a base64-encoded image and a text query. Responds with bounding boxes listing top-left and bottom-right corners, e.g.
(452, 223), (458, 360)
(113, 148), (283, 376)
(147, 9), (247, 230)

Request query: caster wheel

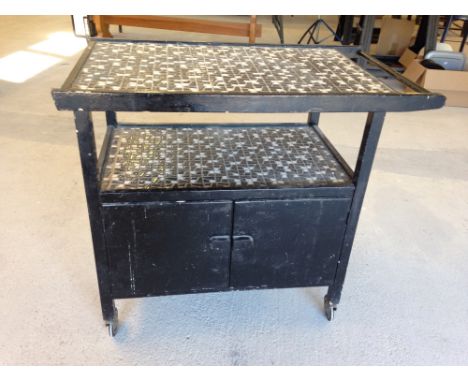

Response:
(324, 298), (337, 321)
(106, 308), (118, 337)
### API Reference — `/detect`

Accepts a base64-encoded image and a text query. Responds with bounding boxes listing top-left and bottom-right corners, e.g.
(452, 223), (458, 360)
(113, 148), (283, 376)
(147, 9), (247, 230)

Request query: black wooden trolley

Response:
(52, 39), (444, 336)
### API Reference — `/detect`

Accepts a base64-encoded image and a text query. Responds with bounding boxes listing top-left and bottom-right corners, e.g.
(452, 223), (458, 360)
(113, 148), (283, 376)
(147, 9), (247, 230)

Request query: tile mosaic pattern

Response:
(72, 42), (394, 95)
(101, 126), (351, 191)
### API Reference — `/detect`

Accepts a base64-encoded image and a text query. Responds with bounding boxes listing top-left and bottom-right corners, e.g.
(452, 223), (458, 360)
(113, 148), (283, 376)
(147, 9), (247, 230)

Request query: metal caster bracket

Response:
(324, 297), (337, 321)
(105, 308), (119, 337)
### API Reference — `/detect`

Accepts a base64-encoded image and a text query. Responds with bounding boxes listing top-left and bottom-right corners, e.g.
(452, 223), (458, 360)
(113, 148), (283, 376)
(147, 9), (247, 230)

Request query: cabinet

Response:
(52, 40), (444, 336)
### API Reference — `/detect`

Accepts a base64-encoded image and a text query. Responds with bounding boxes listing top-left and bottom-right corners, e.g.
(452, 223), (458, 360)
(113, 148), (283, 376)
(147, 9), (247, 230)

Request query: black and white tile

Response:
(72, 42), (394, 95)
(101, 126), (351, 191)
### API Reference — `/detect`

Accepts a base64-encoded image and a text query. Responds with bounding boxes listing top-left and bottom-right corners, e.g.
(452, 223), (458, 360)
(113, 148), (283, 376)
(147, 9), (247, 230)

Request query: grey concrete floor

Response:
(0, 16), (468, 365)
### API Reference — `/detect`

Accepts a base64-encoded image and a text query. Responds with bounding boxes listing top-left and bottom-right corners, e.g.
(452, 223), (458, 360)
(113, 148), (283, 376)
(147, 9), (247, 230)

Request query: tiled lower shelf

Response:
(100, 124), (352, 192)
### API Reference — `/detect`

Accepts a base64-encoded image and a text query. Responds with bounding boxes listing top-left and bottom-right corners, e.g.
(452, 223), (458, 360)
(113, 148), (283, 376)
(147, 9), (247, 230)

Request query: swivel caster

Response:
(106, 308), (119, 337)
(324, 297), (337, 321)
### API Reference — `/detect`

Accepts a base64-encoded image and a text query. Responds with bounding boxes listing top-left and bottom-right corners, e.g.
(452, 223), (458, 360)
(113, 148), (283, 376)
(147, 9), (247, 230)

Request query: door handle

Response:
(210, 235), (231, 242)
(233, 235), (254, 245)
(209, 235), (231, 250)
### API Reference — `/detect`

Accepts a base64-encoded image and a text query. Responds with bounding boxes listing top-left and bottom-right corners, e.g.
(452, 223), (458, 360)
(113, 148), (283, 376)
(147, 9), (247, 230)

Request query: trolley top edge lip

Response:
(51, 90), (446, 112)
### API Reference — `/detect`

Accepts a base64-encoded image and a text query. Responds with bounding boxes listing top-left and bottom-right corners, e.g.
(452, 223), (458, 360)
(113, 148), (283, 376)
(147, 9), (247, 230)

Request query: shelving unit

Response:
(52, 39), (444, 336)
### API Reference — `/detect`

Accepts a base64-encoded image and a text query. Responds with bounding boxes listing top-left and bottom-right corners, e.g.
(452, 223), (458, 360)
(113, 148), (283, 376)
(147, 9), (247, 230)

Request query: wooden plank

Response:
(249, 16), (257, 43)
(93, 16), (112, 38)
(97, 15), (262, 39)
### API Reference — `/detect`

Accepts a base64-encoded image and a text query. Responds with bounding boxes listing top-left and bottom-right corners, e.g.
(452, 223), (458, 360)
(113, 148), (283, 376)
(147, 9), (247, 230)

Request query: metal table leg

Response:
(272, 15), (285, 44)
(74, 110), (118, 336)
(324, 111), (386, 320)
(357, 15), (376, 67)
(425, 15), (440, 54)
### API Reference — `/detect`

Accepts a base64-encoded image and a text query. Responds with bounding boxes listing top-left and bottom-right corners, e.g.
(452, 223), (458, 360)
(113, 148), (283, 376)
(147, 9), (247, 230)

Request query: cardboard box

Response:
(375, 17), (415, 56)
(399, 48), (419, 68)
(403, 60), (468, 107)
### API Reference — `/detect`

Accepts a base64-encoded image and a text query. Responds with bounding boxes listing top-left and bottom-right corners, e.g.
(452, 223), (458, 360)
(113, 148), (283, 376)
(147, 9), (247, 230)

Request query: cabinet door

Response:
(103, 201), (232, 298)
(230, 198), (351, 289)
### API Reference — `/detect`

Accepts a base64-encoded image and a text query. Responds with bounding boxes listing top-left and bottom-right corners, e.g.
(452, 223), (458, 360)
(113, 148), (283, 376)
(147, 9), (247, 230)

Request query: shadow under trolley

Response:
(52, 39), (445, 336)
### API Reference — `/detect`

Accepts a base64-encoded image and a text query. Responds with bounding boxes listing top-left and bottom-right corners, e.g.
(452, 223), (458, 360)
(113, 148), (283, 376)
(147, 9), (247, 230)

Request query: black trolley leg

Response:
(307, 112), (320, 126)
(105, 111), (117, 127)
(74, 110), (118, 336)
(325, 111), (386, 320)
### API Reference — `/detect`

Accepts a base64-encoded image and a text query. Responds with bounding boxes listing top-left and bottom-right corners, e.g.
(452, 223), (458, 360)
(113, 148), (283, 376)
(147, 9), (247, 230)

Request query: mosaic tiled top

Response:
(71, 42), (394, 95)
(101, 126), (351, 191)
